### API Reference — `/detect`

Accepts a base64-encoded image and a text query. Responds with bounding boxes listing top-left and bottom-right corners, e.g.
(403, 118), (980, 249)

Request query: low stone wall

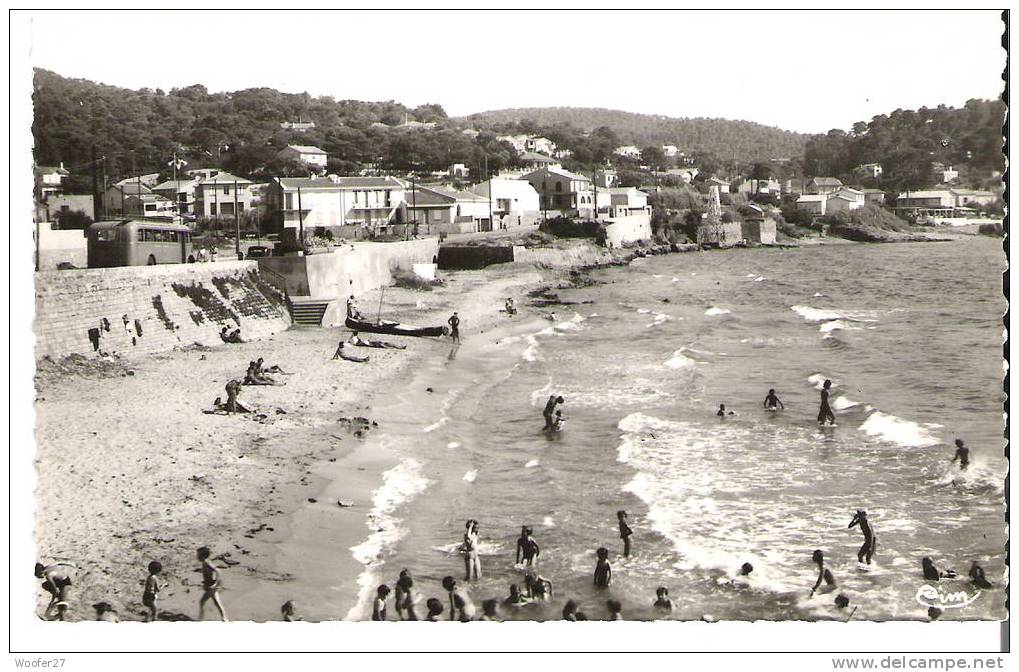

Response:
(511, 242), (628, 269)
(437, 244), (515, 270)
(34, 261), (291, 359)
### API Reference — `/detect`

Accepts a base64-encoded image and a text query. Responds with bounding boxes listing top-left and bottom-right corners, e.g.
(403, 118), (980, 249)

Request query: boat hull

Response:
(345, 317), (447, 338)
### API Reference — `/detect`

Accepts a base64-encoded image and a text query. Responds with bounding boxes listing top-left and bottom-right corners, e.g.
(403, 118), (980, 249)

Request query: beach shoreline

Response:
(33, 261), (545, 621)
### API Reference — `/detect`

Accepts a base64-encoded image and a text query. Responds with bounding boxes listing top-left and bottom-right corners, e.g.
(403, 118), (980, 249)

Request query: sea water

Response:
(346, 237), (1007, 621)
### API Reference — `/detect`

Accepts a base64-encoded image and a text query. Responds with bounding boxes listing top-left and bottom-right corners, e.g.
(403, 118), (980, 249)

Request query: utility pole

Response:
(592, 166), (598, 221)
(411, 176), (417, 235)
(485, 155), (493, 231)
(297, 186), (305, 250)
(91, 144), (99, 222)
(233, 179), (240, 258)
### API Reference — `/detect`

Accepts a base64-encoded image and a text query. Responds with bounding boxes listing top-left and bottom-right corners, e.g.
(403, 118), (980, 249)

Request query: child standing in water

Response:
(952, 439), (970, 471)
(461, 520), (482, 581)
(763, 388), (785, 411)
(593, 547), (612, 587)
(516, 526), (540, 567)
(372, 585), (390, 621)
(810, 550), (837, 595)
(143, 560), (161, 622)
(617, 510), (633, 558)
(849, 510), (876, 565)
(653, 587), (673, 612)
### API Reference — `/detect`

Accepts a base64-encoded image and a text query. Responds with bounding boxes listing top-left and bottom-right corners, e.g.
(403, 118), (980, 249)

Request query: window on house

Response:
(555, 183), (562, 192)
(224, 185), (231, 195)
(221, 203), (234, 215)
(285, 193), (293, 209)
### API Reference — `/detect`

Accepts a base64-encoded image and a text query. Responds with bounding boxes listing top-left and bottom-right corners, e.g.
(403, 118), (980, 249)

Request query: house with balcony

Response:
(950, 188), (997, 208)
(613, 145), (642, 160)
(404, 184), (491, 234)
(893, 190), (956, 218)
(264, 175), (407, 239)
(523, 167), (606, 218)
(276, 144), (328, 168)
(193, 172), (254, 218)
(519, 152), (562, 172)
(34, 163), (69, 200)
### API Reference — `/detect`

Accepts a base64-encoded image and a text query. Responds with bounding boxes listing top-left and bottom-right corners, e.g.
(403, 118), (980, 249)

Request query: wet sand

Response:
(33, 263), (542, 621)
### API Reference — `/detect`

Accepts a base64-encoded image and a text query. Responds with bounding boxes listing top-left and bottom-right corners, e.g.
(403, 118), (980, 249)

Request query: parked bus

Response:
(87, 219), (194, 268)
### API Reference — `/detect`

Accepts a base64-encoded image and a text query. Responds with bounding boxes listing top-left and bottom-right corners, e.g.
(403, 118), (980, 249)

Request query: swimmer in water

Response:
(425, 598), (444, 621)
(740, 562), (754, 577)
(717, 404), (735, 417)
(763, 389), (784, 411)
(811, 550), (837, 595)
(922, 557), (957, 581)
(849, 510), (876, 565)
(969, 562), (993, 589)
(606, 599), (623, 621)
(551, 410), (566, 431)
(951, 439), (970, 471)
(818, 379), (836, 425)
(593, 547), (612, 588)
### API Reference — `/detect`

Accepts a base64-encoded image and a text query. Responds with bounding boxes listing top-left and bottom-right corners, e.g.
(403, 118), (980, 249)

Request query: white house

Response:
(796, 194), (827, 216)
(854, 163), (883, 179)
(264, 175), (407, 237)
(607, 187), (651, 218)
(829, 187), (865, 211)
(661, 145), (680, 158)
(35, 163), (69, 199)
(151, 178), (199, 215)
(613, 145), (642, 159)
(473, 177), (541, 228)
(806, 177), (843, 195)
(405, 184), (490, 233)
(277, 144), (328, 168)
(950, 188), (997, 208)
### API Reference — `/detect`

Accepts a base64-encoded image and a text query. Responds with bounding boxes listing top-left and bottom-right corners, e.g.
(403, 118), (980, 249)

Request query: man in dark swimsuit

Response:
(952, 439), (970, 470)
(818, 379), (836, 425)
(849, 510), (876, 564)
(543, 395), (564, 430)
(516, 526), (540, 567)
(448, 312), (461, 343)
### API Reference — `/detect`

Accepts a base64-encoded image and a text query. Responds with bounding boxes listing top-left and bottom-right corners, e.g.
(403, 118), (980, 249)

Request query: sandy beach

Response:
(33, 261), (545, 621)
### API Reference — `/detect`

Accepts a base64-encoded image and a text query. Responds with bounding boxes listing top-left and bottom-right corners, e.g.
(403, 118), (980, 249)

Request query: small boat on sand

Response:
(345, 317), (447, 338)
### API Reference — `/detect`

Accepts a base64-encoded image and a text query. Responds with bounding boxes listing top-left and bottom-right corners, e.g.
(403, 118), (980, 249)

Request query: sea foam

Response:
(859, 411), (940, 448)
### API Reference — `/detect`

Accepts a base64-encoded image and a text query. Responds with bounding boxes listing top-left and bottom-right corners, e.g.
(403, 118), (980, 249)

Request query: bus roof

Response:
(89, 219), (193, 232)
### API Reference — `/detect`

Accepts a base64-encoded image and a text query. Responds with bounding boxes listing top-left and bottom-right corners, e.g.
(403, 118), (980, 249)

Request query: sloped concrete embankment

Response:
(34, 261), (291, 359)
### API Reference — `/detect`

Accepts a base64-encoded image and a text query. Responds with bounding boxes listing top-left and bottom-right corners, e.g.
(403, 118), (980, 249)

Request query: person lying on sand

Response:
(332, 342), (370, 363)
(254, 357), (291, 375)
(348, 331), (406, 350)
(505, 298), (517, 315)
(219, 327), (244, 344)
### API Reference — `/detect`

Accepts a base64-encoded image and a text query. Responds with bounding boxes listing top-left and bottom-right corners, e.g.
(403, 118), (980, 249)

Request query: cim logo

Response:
(915, 582), (981, 610)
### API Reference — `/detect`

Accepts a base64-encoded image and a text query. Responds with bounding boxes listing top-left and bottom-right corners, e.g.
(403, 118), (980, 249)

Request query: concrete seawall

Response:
(34, 261), (291, 359)
(258, 239), (439, 326)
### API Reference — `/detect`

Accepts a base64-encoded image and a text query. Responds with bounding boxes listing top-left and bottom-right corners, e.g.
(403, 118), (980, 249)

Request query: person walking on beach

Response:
(818, 379), (836, 425)
(593, 547), (612, 588)
(372, 584), (391, 621)
(516, 526), (540, 567)
(763, 389), (785, 411)
(849, 510), (876, 565)
(952, 439), (970, 471)
(197, 546), (228, 621)
(618, 510), (633, 558)
(448, 312), (461, 343)
(36, 560), (77, 621)
(143, 560), (162, 622)
(543, 395), (564, 430)
(810, 550), (837, 595)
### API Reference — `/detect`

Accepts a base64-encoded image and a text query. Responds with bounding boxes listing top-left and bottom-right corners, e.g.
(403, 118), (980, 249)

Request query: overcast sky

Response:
(26, 9), (1005, 134)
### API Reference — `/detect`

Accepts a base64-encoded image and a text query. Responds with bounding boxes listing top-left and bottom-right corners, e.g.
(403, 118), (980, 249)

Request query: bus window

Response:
(95, 228), (116, 242)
